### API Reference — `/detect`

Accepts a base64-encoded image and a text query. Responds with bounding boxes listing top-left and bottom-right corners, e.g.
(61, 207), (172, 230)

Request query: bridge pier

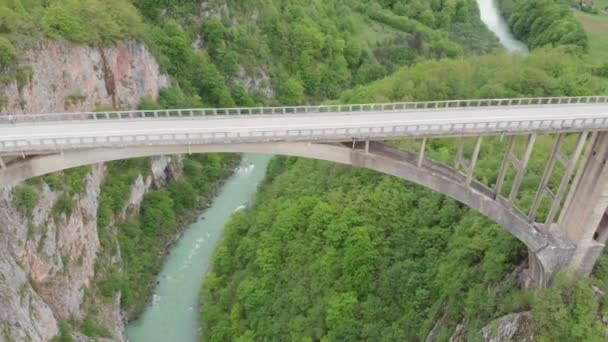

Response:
(558, 132), (608, 275)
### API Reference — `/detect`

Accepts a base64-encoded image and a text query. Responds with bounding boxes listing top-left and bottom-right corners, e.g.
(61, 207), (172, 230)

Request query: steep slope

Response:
(0, 41), (168, 114)
(201, 49), (608, 340)
(0, 40), (170, 341)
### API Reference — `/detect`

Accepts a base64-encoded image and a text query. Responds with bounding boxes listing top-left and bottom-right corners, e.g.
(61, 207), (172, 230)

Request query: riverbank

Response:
(126, 154), (272, 342)
(94, 153), (241, 324)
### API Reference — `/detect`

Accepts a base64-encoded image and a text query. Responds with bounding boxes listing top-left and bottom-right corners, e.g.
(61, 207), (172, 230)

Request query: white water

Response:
(476, 0), (528, 52)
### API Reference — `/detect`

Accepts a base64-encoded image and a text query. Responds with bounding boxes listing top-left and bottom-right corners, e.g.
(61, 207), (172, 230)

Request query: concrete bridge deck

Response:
(0, 100), (608, 153)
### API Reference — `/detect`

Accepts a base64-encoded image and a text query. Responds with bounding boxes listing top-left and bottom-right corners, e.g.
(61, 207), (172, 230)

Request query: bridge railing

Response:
(1, 96), (607, 124)
(2, 115), (608, 152)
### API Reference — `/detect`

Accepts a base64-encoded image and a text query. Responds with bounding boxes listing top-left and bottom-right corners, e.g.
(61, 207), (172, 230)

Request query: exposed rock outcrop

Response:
(0, 40), (171, 341)
(0, 40), (169, 114)
(449, 318), (468, 342)
(480, 312), (534, 342)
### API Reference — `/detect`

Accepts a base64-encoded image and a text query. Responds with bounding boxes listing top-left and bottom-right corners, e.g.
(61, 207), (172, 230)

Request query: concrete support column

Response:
(466, 136), (482, 185)
(495, 134), (537, 203)
(558, 132), (608, 275)
(529, 134), (566, 223)
(418, 139), (426, 167)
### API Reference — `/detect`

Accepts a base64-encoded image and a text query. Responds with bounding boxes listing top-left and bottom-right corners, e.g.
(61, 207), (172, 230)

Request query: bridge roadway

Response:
(2, 97), (608, 287)
(1, 102), (608, 153)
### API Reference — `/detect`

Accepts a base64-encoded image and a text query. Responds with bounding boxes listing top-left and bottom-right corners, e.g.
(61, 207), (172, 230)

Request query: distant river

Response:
(126, 154), (271, 342)
(476, 0), (528, 52)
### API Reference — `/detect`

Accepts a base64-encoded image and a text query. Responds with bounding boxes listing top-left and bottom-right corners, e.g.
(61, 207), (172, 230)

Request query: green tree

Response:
(0, 36), (16, 68)
(278, 77), (305, 105)
(532, 272), (603, 341)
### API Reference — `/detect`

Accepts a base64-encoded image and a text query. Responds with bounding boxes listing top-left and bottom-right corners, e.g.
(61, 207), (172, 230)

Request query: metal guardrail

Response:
(1, 96), (607, 124)
(2, 115), (607, 152)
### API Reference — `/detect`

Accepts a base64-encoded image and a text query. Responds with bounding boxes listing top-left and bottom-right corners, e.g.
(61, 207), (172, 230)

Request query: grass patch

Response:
(50, 321), (73, 342)
(53, 193), (74, 220)
(350, 11), (401, 44)
(575, 10), (608, 62)
(80, 314), (112, 338)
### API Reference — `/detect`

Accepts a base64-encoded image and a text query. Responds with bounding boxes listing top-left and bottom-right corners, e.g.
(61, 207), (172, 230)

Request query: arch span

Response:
(0, 141), (575, 283)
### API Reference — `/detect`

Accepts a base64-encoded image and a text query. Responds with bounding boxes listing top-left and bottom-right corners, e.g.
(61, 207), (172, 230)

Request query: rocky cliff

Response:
(0, 40), (171, 341)
(0, 40), (169, 114)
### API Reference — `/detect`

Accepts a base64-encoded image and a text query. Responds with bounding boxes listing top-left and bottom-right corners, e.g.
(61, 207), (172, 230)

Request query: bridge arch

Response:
(0, 141), (574, 285)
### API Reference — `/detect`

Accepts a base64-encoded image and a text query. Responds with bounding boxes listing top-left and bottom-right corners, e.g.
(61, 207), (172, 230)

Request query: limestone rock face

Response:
(0, 40), (169, 114)
(0, 40), (171, 341)
(0, 164), (104, 341)
(480, 312), (534, 342)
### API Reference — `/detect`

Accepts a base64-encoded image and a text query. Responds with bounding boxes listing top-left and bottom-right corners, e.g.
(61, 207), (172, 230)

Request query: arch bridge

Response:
(2, 96), (608, 287)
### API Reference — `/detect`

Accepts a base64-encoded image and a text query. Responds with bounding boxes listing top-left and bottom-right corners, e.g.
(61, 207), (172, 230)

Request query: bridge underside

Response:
(0, 140), (581, 286)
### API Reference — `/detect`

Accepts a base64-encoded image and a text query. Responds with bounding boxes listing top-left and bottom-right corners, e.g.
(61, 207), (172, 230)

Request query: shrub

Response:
(0, 36), (17, 68)
(51, 321), (73, 342)
(98, 269), (126, 298)
(532, 272), (603, 341)
(81, 314), (112, 338)
(42, 2), (89, 43)
(53, 193), (73, 219)
(42, 0), (143, 44)
(66, 92), (86, 105)
(167, 180), (198, 216)
(137, 96), (161, 110)
(13, 184), (38, 218)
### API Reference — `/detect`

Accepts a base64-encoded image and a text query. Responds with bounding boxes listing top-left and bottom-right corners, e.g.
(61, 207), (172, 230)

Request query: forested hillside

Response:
(1, 0), (499, 110)
(497, 0), (588, 51)
(200, 1), (608, 341)
(201, 48), (608, 340)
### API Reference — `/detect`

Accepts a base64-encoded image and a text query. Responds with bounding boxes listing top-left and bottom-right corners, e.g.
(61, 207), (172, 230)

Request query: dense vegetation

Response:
(94, 153), (239, 318)
(0, 0), (500, 108)
(201, 157), (526, 340)
(498, 0), (589, 51)
(4, 0), (608, 339)
(340, 48), (608, 103)
(144, 0), (499, 105)
(200, 45), (608, 339)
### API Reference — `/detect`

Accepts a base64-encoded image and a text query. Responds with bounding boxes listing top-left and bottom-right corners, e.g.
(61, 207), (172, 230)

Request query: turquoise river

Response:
(126, 154), (271, 341)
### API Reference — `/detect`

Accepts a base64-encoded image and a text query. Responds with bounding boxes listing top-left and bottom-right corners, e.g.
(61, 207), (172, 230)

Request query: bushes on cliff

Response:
(0, 36), (16, 69)
(167, 181), (198, 217)
(97, 158), (151, 230)
(1, 0), (145, 46)
(51, 321), (73, 342)
(532, 272), (604, 341)
(42, 0), (143, 44)
(12, 184), (38, 218)
(42, 166), (90, 196)
(42, 2), (88, 43)
(80, 314), (112, 338)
